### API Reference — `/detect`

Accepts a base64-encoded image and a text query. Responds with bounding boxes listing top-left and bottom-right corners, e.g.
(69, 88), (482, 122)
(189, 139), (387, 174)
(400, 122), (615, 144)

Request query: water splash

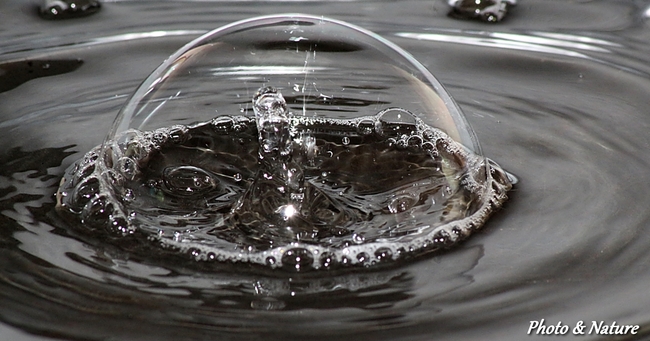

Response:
(55, 15), (513, 271)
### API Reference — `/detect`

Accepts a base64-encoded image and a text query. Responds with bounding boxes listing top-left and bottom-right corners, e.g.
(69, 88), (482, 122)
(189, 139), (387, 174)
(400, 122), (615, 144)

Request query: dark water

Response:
(2, 1), (650, 340)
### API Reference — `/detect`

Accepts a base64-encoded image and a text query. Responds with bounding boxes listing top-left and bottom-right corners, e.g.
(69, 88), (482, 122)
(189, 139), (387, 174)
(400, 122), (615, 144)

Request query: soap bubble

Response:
(56, 14), (512, 270)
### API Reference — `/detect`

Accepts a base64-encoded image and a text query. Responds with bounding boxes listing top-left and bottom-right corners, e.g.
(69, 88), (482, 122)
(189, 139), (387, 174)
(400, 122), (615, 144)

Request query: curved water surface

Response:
(2, 1), (650, 340)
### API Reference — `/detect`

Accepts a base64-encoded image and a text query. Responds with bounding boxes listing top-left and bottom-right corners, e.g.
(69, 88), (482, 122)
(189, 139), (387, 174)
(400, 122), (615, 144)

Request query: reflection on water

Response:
(2, 0), (650, 340)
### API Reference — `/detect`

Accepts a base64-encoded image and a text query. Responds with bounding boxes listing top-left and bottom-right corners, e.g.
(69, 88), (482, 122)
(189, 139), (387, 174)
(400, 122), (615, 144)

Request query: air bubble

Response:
(168, 126), (188, 144)
(281, 248), (314, 271)
(388, 194), (418, 214)
(109, 216), (132, 235)
(212, 116), (235, 133)
(73, 177), (99, 207)
(82, 195), (113, 228)
(356, 252), (370, 264)
(117, 157), (138, 181)
(319, 253), (337, 269)
(161, 166), (219, 197)
(377, 108), (418, 136)
(56, 14), (512, 271)
(356, 118), (375, 135)
(374, 247), (393, 261)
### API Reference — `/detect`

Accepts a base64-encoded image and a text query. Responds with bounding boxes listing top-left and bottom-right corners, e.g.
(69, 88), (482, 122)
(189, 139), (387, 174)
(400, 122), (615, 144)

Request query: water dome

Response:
(56, 14), (512, 270)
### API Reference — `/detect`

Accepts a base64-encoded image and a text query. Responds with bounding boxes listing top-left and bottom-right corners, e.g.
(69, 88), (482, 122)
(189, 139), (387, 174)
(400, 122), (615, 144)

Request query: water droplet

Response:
(39, 0), (102, 20)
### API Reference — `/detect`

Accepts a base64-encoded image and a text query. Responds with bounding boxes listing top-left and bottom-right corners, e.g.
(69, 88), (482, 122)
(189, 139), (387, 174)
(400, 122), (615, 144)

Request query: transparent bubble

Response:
(108, 14), (480, 152)
(56, 14), (513, 270)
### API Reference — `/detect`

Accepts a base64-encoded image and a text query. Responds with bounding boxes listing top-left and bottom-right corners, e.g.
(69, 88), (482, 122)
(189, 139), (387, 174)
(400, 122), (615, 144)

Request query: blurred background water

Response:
(2, 0), (650, 340)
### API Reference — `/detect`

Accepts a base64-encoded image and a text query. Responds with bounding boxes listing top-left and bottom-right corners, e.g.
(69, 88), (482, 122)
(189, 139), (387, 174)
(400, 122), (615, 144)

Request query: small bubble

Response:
(356, 118), (375, 135)
(434, 230), (452, 246)
(387, 194), (418, 214)
(341, 136), (350, 146)
(319, 252), (337, 269)
(407, 135), (423, 148)
(422, 141), (436, 154)
(109, 216), (132, 235)
(162, 166), (219, 197)
(212, 116), (235, 133)
(395, 136), (409, 149)
(374, 247), (393, 261)
(265, 256), (277, 266)
(190, 248), (202, 258)
(233, 173), (243, 182)
(74, 163), (95, 185)
(168, 126), (188, 144)
(122, 188), (135, 202)
(73, 177), (100, 207)
(356, 252), (370, 264)
(281, 248), (313, 271)
(377, 108), (418, 136)
(151, 131), (167, 146)
(82, 195), (113, 228)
